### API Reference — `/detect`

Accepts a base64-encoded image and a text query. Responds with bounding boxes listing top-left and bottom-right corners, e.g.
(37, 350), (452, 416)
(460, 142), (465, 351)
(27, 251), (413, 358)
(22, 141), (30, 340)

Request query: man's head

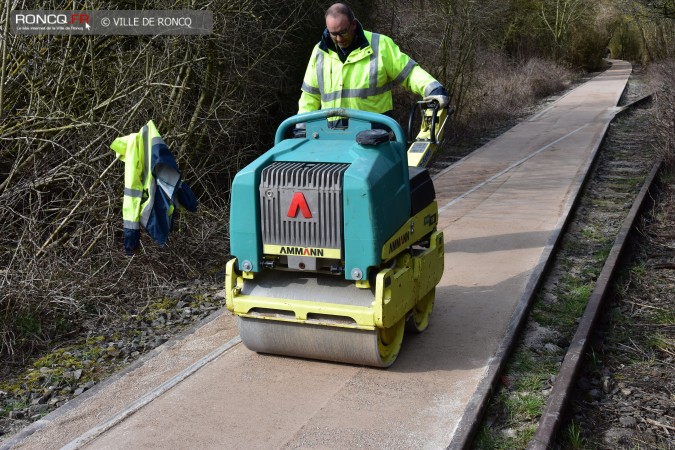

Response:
(325, 3), (357, 49)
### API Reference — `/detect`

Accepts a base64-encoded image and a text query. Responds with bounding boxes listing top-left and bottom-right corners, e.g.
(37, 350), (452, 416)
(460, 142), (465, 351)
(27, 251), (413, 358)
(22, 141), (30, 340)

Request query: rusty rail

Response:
(528, 160), (662, 449)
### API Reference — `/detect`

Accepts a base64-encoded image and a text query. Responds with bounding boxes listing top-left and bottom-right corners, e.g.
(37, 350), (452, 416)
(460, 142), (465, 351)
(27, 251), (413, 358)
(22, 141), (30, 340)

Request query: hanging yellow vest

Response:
(110, 120), (197, 254)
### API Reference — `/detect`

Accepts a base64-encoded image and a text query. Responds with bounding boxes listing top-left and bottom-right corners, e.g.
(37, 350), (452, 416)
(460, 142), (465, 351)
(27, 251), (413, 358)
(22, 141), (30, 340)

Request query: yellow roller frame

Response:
(225, 231), (444, 331)
(381, 201), (438, 261)
(374, 231), (443, 328)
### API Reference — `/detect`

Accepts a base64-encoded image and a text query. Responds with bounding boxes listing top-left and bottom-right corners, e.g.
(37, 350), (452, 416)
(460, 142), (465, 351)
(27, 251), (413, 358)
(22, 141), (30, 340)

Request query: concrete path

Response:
(4, 61), (631, 450)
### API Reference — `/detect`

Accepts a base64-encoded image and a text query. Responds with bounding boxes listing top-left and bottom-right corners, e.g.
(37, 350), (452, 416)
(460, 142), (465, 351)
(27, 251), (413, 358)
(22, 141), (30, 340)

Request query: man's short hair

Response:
(325, 3), (355, 23)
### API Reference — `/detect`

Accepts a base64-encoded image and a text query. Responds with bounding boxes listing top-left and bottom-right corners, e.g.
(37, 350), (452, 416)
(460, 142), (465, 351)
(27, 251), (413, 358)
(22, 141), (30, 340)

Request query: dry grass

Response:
(459, 53), (573, 134)
(648, 59), (675, 168)
(0, 0), (322, 365)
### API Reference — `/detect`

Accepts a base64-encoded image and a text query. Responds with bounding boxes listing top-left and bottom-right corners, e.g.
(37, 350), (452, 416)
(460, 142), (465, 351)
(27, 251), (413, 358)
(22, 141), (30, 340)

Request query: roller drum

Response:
(239, 318), (395, 367)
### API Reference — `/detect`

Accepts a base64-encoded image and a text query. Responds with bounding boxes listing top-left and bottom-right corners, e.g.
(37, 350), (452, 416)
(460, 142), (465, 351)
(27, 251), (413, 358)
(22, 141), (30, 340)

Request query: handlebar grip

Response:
(275, 108), (406, 145)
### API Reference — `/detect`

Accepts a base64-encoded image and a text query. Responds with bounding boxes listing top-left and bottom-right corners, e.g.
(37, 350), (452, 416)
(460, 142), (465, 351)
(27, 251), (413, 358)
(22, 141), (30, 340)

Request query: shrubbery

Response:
(649, 60), (675, 168)
(0, 0), (324, 361)
(457, 54), (572, 134)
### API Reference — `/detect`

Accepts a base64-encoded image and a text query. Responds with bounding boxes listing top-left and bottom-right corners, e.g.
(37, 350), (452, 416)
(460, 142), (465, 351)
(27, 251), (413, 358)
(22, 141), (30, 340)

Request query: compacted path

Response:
(4, 61), (632, 450)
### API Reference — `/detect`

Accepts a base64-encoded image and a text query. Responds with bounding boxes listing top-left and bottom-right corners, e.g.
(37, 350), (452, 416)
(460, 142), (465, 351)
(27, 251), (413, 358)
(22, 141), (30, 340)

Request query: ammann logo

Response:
(280, 246), (324, 257)
(388, 231), (410, 253)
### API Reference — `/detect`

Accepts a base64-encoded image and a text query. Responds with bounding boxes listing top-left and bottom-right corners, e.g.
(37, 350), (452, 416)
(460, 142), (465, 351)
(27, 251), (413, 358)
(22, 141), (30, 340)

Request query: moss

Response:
(0, 337), (111, 398)
(143, 297), (179, 321)
(150, 297), (178, 311)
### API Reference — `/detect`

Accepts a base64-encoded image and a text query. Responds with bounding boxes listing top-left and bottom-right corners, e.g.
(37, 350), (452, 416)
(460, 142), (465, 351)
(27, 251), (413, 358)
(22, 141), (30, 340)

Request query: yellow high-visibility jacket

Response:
(110, 120), (197, 254)
(299, 23), (443, 115)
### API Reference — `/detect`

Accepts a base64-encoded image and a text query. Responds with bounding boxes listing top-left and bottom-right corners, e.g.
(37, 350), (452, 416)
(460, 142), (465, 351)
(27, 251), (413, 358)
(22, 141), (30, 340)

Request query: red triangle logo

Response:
(287, 192), (312, 218)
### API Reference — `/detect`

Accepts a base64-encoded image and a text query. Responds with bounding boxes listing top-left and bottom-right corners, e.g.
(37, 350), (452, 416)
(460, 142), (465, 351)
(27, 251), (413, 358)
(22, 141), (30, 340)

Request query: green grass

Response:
(476, 347), (558, 447)
(533, 280), (593, 328)
(474, 424), (537, 449)
(507, 350), (560, 387)
(561, 283), (593, 314)
(580, 263), (602, 279)
(490, 251), (599, 445)
(1, 399), (28, 417)
(564, 420), (589, 449)
(503, 392), (546, 421)
(592, 245), (612, 264)
(647, 331), (674, 354)
(652, 207), (670, 224)
(612, 260), (649, 299)
(607, 174), (645, 189)
(561, 239), (585, 253)
(650, 304), (675, 325)
(508, 348), (537, 373)
(590, 199), (620, 208)
(581, 225), (605, 242)
(607, 309), (636, 349)
(585, 348), (603, 372)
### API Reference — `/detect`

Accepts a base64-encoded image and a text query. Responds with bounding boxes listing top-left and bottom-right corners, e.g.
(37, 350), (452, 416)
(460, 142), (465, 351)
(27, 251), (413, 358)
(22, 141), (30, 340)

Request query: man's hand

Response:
(423, 95), (450, 109)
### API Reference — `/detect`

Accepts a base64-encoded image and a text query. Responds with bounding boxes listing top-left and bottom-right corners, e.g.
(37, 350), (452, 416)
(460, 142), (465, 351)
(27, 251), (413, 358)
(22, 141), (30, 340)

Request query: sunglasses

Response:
(329, 29), (350, 37)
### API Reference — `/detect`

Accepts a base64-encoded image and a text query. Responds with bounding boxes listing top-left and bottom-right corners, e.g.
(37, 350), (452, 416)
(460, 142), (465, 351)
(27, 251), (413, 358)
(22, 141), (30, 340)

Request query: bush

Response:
(457, 53), (572, 135)
(566, 27), (609, 71)
(0, 0), (324, 360)
(609, 21), (643, 62)
(649, 59), (675, 168)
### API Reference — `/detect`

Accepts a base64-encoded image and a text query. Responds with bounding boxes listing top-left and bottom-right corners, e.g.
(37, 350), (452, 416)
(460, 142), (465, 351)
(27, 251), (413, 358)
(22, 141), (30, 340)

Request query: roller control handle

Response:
(407, 99), (443, 145)
(275, 108), (406, 146)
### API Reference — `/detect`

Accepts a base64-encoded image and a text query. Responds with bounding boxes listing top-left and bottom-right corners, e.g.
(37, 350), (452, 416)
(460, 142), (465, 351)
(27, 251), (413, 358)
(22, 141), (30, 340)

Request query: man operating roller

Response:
(298, 3), (449, 127)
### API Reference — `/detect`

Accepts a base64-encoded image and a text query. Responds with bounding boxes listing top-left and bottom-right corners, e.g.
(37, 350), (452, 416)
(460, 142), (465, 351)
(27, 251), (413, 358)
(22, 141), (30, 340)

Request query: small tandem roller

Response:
(225, 108), (445, 367)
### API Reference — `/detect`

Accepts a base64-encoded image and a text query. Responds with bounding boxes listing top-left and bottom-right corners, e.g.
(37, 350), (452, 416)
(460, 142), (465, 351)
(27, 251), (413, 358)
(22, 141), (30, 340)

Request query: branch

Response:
(37, 157), (118, 256)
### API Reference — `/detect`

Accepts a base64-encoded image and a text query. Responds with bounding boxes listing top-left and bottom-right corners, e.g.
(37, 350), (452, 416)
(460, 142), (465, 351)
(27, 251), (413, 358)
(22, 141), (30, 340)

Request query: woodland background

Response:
(0, 0), (673, 361)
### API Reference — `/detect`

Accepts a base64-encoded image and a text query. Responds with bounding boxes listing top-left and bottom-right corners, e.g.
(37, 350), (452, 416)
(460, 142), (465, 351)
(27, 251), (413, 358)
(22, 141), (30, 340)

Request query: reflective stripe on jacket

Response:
(299, 27), (442, 114)
(110, 120), (198, 253)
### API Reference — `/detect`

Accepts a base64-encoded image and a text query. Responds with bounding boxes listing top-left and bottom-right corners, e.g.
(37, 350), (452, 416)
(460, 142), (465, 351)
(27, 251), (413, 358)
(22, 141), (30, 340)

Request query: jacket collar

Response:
(319, 20), (369, 54)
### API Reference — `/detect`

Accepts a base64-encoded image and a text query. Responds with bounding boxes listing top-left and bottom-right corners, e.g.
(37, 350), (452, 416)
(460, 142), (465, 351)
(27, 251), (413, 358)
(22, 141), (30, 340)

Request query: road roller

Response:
(225, 107), (445, 367)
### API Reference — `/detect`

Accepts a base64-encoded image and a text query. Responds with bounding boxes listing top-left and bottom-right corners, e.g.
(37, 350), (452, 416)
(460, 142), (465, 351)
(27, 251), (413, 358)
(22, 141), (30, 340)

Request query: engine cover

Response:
(259, 162), (349, 270)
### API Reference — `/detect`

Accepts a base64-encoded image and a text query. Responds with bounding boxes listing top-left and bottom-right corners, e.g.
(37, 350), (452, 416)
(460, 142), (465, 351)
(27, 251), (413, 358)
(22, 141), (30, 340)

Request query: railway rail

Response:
(529, 159), (662, 449)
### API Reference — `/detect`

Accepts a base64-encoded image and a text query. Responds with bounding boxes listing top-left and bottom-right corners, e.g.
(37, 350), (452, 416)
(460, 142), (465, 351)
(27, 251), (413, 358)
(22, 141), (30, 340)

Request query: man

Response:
(298, 3), (449, 121)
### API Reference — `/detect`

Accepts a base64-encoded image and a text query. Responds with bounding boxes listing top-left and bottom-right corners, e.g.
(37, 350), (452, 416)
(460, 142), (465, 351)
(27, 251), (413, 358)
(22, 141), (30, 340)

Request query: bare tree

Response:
(539, 0), (593, 59)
